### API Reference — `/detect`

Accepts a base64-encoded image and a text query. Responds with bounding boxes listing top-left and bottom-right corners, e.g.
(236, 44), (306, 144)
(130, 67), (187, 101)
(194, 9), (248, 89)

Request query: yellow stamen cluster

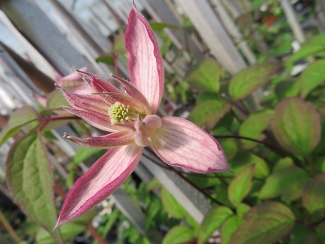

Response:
(108, 102), (137, 125)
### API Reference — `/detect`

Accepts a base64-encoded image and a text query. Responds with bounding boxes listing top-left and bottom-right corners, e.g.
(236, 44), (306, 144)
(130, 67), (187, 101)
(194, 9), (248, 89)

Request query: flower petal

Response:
(151, 117), (229, 173)
(77, 70), (121, 93)
(112, 75), (151, 114)
(61, 106), (123, 132)
(56, 67), (87, 87)
(63, 130), (134, 148)
(56, 144), (143, 227)
(92, 92), (146, 114)
(72, 84), (93, 95)
(60, 87), (110, 114)
(125, 5), (164, 114)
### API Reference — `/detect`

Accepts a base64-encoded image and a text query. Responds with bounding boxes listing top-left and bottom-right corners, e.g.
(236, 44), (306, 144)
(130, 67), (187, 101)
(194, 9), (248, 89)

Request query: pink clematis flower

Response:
(55, 4), (229, 227)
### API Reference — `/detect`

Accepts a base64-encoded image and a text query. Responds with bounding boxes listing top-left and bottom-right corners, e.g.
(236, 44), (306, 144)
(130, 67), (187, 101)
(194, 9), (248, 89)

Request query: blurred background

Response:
(0, 0), (324, 243)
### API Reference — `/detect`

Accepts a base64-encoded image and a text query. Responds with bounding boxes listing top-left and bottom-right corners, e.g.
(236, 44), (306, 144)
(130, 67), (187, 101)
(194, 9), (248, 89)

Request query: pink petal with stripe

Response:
(72, 84), (93, 95)
(92, 92), (146, 114)
(63, 130), (134, 148)
(56, 67), (87, 86)
(125, 5), (164, 114)
(61, 106), (123, 132)
(151, 117), (229, 173)
(60, 88), (110, 114)
(77, 71), (121, 93)
(112, 75), (151, 115)
(55, 144), (143, 227)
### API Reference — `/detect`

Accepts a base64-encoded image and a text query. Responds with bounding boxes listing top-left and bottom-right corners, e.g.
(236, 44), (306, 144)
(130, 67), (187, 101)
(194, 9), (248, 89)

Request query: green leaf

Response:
(300, 60), (325, 98)
(36, 222), (85, 243)
(42, 119), (71, 132)
(271, 97), (321, 156)
(236, 203), (250, 222)
(259, 167), (309, 202)
(187, 58), (224, 93)
(102, 209), (119, 237)
(6, 133), (62, 243)
(198, 206), (233, 244)
(113, 35), (125, 54)
(239, 110), (274, 149)
(196, 92), (218, 104)
(230, 202), (295, 244)
(315, 157), (325, 173)
(302, 174), (325, 214)
(273, 157), (294, 172)
(221, 216), (240, 244)
(228, 165), (255, 207)
(162, 226), (195, 244)
(274, 80), (300, 101)
(228, 152), (270, 179)
(286, 44), (325, 70)
(96, 55), (115, 66)
(316, 221), (325, 240)
(229, 62), (280, 100)
(188, 99), (230, 129)
(149, 22), (178, 31)
(300, 232), (322, 244)
(72, 147), (102, 165)
(0, 106), (39, 146)
(47, 89), (70, 110)
(290, 224), (309, 244)
(145, 198), (161, 230)
(161, 187), (186, 219)
(219, 138), (238, 160)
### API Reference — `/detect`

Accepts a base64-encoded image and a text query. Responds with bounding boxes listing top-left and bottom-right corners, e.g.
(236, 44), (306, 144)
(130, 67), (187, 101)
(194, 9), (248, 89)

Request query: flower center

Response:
(107, 102), (138, 125)
(134, 115), (162, 147)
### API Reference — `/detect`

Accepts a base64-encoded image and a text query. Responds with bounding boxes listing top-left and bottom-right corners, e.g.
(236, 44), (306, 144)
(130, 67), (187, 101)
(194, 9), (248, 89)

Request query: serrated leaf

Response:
(198, 206), (233, 244)
(6, 133), (62, 242)
(271, 98), (321, 156)
(187, 58), (224, 93)
(300, 60), (325, 98)
(0, 106), (39, 146)
(230, 202), (295, 244)
(228, 152), (270, 179)
(259, 167), (309, 202)
(229, 62), (280, 100)
(221, 216), (240, 244)
(161, 187), (185, 219)
(188, 99), (230, 129)
(162, 226), (195, 244)
(239, 110), (274, 149)
(302, 174), (325, 214)
(228, 165), (255, 207)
